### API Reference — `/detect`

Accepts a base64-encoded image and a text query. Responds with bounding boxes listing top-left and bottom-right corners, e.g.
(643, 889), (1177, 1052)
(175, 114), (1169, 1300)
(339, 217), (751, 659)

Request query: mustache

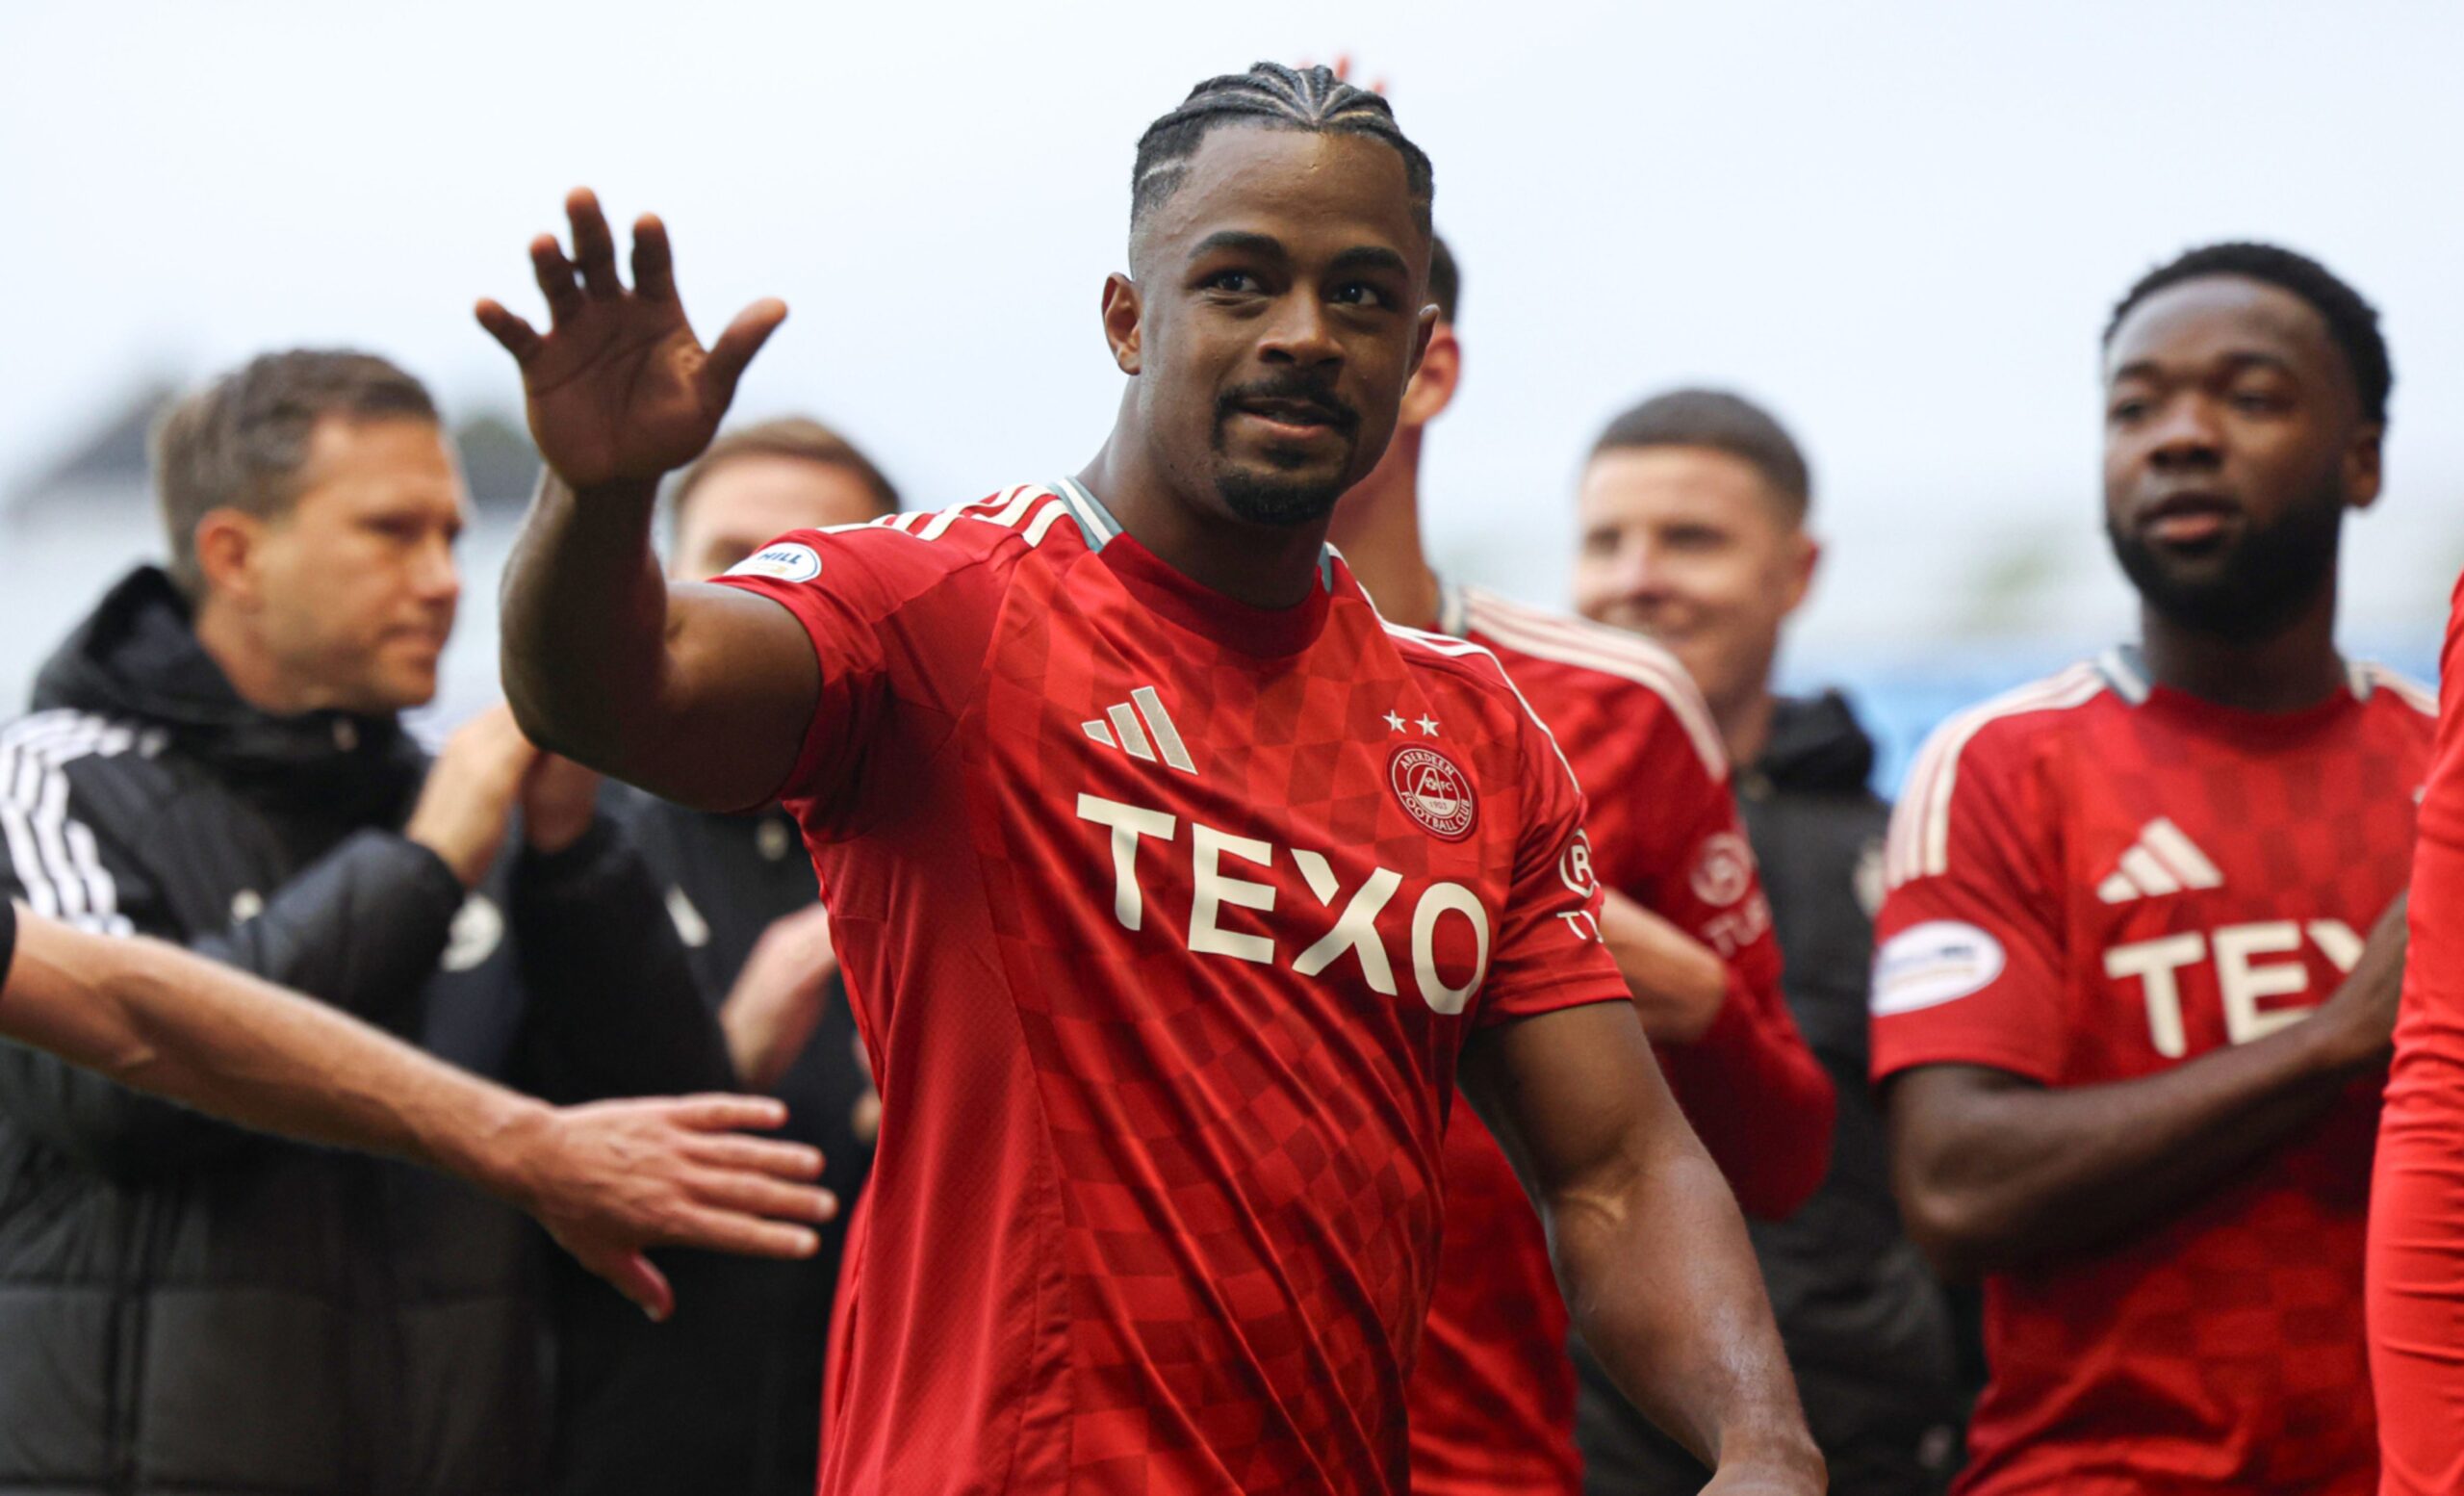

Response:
(1215, 377), (1360, 433)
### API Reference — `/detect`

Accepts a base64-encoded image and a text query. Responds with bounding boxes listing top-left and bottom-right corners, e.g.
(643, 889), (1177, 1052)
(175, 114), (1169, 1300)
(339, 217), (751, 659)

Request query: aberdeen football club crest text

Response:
(1390, 744), (1476, 841)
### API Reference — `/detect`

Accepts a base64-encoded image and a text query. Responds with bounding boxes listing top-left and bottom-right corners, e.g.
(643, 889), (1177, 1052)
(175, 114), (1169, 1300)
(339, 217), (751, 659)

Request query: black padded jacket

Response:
(0, 567), (731, 1496)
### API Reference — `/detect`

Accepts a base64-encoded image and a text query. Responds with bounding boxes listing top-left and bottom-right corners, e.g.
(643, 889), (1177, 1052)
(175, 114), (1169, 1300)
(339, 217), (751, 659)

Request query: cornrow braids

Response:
(1130, 63), (1434, 239)
(2105, 242), (2392, 426)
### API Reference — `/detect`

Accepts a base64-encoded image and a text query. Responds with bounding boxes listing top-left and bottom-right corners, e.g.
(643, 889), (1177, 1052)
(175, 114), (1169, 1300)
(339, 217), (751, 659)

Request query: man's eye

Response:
(1204, 271), (1260, 294)
(2110, 398), (2149, 423)
(1332, 283), (1389, 308)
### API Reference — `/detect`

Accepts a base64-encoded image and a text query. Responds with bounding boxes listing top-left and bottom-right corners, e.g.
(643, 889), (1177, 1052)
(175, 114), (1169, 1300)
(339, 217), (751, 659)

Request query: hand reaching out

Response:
(499, 1093), (834, 1322)
(475, 189), (786, 490)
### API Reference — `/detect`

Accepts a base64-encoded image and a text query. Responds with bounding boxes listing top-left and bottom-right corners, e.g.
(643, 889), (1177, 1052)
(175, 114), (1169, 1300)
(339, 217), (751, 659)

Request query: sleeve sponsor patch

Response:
(724, 542), (824, 583)
(1872, 919), (2006, 1016)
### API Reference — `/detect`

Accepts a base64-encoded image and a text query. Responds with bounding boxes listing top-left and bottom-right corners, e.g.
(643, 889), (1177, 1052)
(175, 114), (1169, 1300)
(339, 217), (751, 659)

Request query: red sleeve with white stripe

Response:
(706, 521), (969, 830)
(1870, 714), (2069, 1088)
(1585, 688), (1833, 1219)
(1473, 695), (1633, 1031)
(2369, 567), (2464, 1493)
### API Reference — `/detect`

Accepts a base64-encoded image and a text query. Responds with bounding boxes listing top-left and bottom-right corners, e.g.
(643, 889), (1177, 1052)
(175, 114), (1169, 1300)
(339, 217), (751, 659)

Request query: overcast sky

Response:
(5, 0), (2461, 671)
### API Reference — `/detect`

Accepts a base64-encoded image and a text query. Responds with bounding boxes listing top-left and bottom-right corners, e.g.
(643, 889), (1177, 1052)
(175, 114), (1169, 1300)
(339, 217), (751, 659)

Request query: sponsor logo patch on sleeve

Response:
(724, 542), (824, 583)
(1872, 919), (2006, 1016)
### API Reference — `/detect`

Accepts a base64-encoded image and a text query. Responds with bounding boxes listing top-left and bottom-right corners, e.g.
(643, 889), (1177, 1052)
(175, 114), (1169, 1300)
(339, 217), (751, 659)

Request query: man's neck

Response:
(2140, 580), (2347, 713)
(1322, 432), (1441, 631)
(1078, 422), (1332, 611)
(191, 597), (318, 716)
(1715, 686), (1781, 772)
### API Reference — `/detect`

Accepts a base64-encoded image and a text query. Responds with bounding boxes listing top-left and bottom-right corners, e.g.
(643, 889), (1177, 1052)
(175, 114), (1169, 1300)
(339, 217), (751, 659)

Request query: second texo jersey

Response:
(711, 481), (1630, 1496)
(1404, 584), (1824, 1496)
(1870, 647), (2430, 1496)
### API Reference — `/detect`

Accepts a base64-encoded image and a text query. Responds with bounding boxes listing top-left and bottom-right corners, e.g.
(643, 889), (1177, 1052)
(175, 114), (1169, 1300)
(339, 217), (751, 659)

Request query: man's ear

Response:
(192, 509), (267, 610)
(1399, 321), (1462, 428)
(1781, 531), (1821, 620)
(1101, 272), (1144, 375)
(2347, 423), (2385, 511)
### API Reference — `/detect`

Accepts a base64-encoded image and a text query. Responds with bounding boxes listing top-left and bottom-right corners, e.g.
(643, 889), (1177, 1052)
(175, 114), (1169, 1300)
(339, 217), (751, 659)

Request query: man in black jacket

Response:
(554, 418), (895, 1496)
(1568, 390), (1967, 1494)
(0, 349), (733, 1496)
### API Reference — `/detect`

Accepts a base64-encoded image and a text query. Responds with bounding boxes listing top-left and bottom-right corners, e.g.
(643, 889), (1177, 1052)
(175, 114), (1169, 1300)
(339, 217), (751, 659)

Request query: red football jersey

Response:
(711, 480), (1630, 1496)
(1872, 648), (2430, 1496)
(2369, 568), (2464, 1495)
(1403, 585), (1829, 1496)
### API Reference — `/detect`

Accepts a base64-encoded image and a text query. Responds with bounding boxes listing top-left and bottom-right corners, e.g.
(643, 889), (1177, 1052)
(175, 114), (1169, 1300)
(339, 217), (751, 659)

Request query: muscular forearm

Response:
(1466, 1004), (1819, 1488)
(1, 911), (550, 1202)
(1554, 1136), (1820, 1483)
(500, 471), (673, 774)
(1894, 1019), (2361, 1277)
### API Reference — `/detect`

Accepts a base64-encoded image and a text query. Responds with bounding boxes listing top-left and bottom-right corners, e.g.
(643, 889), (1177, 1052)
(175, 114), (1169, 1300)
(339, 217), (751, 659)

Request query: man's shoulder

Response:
(2350, 658), (2437, 737)
(1911, 660), (2120, 780)
(1456, 586), (1727, 781)
(0, 709), (171, 793)
(1885, 661), (2118, 890)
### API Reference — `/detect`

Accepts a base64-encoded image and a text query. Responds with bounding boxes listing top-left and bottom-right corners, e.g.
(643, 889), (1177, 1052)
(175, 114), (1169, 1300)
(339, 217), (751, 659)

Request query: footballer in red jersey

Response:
(1322, 244), (1831, 1496)
(475, 64), (1820, 1496)
(1875, 243), (2417, 1495)
(2367, 565), (2464, 1493)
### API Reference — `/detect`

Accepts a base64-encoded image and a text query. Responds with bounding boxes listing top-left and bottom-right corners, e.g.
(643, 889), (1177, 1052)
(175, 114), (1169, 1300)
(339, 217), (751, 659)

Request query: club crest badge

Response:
(1689, 831), (1755, 908)
(1390, 744), (1476, 842)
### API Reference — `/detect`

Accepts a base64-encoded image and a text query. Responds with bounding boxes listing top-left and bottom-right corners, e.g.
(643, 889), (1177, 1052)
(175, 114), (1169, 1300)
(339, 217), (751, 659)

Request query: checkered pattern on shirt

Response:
(1872, 664), (2431, 1495)
(716, 489), (1628, 1495)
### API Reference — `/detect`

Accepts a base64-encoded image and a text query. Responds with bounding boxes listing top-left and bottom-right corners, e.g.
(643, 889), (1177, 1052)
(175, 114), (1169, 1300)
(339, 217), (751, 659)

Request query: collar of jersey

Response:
(2100, 642), (2362, 736)
(1052, 477), (1339, 658)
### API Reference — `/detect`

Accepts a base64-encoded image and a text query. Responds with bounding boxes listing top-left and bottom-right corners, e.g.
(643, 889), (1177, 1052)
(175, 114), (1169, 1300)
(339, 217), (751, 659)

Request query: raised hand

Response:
(475, 189), (785, 490)
(501, 1093), (834, 1322)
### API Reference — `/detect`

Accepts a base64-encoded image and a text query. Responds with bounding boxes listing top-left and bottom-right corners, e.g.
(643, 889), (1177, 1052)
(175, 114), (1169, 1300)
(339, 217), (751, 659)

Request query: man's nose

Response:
(2145, 394), (2226, 470)
(1257, 293), (1342, 368)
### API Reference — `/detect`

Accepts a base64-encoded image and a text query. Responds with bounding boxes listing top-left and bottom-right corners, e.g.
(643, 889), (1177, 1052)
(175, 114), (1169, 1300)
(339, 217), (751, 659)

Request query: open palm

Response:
(476, 189), (785, 490)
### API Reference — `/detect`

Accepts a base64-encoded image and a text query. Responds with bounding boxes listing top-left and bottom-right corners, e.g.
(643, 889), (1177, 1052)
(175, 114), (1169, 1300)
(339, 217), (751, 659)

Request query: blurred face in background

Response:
(672, 456), (889, 581)
(198, 415), (464, 714)
(1572, 446), (1816, 716)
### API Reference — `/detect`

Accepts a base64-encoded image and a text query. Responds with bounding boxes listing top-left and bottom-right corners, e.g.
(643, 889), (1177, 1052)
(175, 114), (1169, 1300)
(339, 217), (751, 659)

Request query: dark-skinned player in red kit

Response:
(476, 64), (1820, 1496)
(1875, 243), (2421, 1494)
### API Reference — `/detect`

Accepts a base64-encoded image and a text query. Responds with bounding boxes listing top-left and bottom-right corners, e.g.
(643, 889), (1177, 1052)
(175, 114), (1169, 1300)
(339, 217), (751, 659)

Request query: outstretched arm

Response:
(1459, 1000), (1821, 1493)
(0, 905), (834, 1321)
(480, 189), (818, 810)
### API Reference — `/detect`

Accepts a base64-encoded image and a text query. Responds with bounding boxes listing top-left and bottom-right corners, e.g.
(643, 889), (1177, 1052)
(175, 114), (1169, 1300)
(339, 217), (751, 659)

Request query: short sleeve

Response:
(1869, 721), (2068, 1086)
(1475, 723), (1630, 1030)
(706, 526), (965, 830)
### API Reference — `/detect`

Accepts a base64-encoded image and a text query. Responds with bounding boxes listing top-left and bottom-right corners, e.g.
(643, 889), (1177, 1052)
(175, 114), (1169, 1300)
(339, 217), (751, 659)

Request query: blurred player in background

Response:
(1322, 240), (1833, 1496)
(1873, 243), (2421, 1495)
(477, 63), (1820, 1496)
(1568, 388), (1965, 1493)
(556, 417), (897, 1496)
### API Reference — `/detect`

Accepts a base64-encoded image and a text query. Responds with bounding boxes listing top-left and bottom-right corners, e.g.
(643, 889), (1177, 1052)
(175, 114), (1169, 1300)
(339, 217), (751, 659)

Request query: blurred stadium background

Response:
(5, 1), (2458, 789)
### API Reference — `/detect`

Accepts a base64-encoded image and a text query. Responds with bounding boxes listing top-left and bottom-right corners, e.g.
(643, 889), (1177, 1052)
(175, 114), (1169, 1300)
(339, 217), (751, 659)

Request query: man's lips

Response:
(2138, 493), (2242, 547)
(1225, 395), (1353, 441)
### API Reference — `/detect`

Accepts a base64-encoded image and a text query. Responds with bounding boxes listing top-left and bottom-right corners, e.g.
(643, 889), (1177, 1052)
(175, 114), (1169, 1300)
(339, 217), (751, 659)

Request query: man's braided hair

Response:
(1130, 63), (1434, 240)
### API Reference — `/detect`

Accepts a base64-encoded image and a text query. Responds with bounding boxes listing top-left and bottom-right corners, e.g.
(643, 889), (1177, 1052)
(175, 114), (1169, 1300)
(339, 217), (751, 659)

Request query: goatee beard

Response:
(2106, 494), (2343, 642)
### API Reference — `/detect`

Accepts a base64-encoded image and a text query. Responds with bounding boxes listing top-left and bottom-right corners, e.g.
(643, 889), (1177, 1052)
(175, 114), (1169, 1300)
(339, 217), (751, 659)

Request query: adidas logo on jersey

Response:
(2095, 818), (2224, 904)
(1083, 686), (1196, 776)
